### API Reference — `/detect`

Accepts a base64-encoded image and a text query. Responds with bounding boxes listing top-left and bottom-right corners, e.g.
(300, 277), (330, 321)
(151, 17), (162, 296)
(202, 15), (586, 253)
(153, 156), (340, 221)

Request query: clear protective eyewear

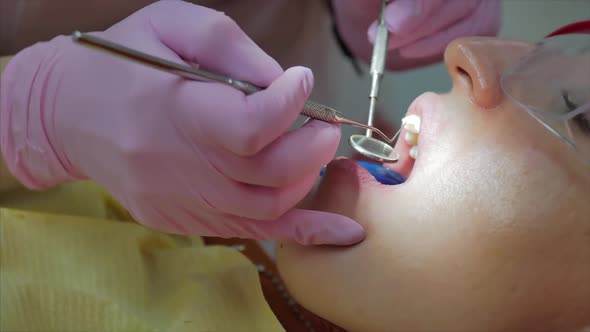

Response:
(500, 33), (590, 165)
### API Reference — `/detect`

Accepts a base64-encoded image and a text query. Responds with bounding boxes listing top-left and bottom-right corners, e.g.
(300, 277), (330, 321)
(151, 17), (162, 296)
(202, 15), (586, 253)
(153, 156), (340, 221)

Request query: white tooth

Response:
(409, 146), (418, 159)
(404, 131), (418, 146)
(402, 114), (421, 134)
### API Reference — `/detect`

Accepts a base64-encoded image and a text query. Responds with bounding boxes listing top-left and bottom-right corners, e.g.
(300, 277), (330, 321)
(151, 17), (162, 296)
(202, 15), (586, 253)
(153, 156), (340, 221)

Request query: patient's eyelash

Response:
(562, 91), (590, 134)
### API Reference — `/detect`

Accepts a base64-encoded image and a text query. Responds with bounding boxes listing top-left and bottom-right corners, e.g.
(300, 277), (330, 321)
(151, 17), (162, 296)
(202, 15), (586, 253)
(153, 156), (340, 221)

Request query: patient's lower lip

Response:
(320, 161), (406, 185)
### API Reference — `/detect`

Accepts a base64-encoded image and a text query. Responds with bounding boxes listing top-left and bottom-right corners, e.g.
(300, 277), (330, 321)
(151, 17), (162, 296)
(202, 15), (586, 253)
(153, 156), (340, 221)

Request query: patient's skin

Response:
(277, 37), (590, 332)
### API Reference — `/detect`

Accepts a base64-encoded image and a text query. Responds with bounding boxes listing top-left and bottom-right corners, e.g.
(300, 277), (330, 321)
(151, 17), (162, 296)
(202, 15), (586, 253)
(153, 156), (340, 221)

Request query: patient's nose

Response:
(444, 37), (533, 109)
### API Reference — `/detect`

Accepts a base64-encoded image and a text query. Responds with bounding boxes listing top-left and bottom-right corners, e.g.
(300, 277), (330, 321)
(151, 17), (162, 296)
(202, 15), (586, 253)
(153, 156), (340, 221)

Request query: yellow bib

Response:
(0, 182), (283, 331)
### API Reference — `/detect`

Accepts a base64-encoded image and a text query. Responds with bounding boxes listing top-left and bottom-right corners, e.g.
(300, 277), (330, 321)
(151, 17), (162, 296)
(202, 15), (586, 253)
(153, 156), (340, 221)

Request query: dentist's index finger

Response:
(148, 0), (283, 86)
(175, 67), (314, 157)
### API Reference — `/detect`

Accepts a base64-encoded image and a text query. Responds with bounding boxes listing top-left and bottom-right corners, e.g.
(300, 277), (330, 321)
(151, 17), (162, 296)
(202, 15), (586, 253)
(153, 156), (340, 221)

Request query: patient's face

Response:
(277, 37), (590, 332)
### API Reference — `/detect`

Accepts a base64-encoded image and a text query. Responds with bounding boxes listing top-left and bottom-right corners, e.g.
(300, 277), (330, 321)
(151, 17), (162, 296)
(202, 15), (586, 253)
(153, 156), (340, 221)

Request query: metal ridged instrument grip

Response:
(301, 101), (342, 123)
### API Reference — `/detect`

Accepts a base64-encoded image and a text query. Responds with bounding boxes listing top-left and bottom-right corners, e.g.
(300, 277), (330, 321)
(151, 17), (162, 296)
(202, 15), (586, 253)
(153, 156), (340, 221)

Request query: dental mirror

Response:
(349, 129), (401, 163)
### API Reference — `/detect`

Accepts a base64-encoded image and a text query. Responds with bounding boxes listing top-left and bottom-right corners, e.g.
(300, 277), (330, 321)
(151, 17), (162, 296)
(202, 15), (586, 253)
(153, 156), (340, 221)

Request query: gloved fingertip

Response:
(384, 0), (421, 34)
(282, 66), (314, 98)
(301, 67), (314, 97)
(304, 217), (366, 246)
(302, 119), (340, 135)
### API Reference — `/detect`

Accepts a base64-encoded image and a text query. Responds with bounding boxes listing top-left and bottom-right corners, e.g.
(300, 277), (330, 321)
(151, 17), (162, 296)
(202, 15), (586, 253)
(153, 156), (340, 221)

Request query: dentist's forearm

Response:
(0, 55), (25, 193)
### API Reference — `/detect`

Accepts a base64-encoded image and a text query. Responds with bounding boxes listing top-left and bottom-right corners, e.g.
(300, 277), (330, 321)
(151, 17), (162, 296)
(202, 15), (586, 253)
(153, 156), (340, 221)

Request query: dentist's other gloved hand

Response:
(331, 0), (502, 70)
(0, 0), (365, 246)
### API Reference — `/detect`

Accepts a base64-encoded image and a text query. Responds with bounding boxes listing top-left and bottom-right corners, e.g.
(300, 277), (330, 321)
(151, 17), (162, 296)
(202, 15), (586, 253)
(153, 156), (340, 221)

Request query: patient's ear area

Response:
(444, 37), (533, 109)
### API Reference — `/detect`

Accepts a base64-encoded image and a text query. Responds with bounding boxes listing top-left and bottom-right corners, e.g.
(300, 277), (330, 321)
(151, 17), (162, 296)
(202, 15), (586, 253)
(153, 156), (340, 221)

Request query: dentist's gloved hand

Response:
(0, 0), (365, 246)
(331, 0), (502, 70)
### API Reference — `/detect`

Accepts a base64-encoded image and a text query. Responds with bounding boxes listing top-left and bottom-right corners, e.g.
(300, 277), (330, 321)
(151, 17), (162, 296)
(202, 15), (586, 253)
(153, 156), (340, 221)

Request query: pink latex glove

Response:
(0, 0), (365, 246)
(332, 0), (502, 70)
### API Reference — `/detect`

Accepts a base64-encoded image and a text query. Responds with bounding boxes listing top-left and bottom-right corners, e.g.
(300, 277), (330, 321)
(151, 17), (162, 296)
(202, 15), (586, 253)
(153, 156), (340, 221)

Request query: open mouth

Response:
(348, 106), (424, 185)
(321, 91), (437, 187)
(347, 90), (443, 187)
(380, 112), (421, 180)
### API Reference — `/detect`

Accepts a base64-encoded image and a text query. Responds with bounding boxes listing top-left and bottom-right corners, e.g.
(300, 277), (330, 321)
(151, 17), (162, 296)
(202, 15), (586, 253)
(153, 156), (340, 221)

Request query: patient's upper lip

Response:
(408, 91), (442, 154)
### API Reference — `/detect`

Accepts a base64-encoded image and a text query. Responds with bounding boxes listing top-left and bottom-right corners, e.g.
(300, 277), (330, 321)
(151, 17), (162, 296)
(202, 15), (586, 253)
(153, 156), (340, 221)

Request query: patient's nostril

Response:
(455, 66), (473, 87)
(445, 38), (518, 109)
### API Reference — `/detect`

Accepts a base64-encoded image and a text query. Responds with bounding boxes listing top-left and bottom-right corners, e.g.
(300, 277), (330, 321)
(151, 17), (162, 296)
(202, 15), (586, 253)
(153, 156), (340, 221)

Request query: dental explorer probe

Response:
(70, 31), (398, 144)
(366, 0), (389, 137)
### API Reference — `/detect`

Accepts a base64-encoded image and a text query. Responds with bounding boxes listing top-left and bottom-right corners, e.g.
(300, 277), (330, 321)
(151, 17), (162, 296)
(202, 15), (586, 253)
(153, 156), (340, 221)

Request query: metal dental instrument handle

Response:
(71, 31), (396, 143)
(348, 0), (401, 163)
(366, 0), (389, 137)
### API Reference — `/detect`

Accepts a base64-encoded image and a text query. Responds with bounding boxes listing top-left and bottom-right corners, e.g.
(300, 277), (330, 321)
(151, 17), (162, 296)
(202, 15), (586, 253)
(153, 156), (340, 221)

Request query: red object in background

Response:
(546, 20), (590, 37)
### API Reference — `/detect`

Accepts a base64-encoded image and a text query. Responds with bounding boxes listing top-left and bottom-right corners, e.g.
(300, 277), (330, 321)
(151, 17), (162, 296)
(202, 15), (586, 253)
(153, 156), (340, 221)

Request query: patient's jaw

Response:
(276, 37), (590, 332)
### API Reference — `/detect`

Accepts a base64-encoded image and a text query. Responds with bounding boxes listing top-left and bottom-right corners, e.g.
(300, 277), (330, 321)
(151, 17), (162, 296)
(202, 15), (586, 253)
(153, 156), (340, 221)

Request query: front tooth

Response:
(404, 131), (418, 146)
(402, 114), (421, 134)
(409, 146), (418, 159)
